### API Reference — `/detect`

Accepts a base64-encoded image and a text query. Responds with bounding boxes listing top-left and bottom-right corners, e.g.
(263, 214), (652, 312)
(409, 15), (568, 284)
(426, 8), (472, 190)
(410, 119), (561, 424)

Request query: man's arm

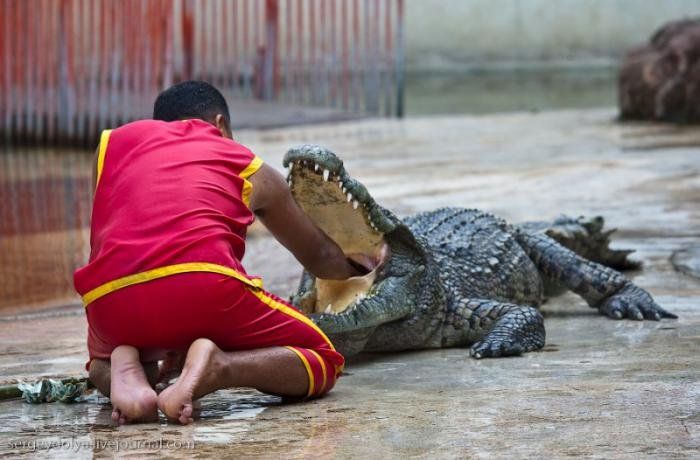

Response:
(248, 163), (362, 280)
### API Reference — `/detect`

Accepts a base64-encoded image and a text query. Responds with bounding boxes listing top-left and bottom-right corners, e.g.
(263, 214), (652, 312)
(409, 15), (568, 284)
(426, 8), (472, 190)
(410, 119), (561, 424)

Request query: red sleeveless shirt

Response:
(74, 119), (264, 305)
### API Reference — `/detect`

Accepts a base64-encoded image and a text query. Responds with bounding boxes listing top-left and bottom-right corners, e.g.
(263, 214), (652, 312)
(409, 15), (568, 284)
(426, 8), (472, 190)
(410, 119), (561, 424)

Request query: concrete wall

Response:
(405, 0), (700, 71)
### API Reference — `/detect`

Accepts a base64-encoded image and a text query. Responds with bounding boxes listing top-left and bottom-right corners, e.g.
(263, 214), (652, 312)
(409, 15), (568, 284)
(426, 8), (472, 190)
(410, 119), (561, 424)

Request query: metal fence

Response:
(0, 0), (405, 146)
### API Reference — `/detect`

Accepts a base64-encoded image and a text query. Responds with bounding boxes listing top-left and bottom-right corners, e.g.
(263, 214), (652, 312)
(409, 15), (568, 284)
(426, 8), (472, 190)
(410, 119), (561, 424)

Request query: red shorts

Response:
(86, 272), (343, 398)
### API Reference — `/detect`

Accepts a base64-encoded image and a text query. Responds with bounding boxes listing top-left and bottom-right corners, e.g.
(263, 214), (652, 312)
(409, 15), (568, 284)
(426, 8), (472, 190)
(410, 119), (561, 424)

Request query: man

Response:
(74, 81), (365, 424)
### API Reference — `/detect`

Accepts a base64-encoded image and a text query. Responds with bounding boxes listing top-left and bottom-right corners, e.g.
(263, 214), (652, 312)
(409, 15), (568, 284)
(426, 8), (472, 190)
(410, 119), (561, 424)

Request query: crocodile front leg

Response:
(444, 299), (545, 358)
(516, 231), (677, 320)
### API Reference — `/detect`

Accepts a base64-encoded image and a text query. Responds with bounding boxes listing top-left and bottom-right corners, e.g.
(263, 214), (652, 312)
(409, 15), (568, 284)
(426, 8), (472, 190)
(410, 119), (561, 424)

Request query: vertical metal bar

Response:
(162, 0), (174, 89)
(74, 0), (85, 142)
(119, 0), (129, 126)
(295, 0), (303, 104)
(143, 0), (154, 116)
(263, 0), (279, 100)
(47, 0), (58, 141)
(35, 0), (48, 142)
(109, 0), (120, 129)
(211, 0), (219, 85)
(220, 0), (228, 91)
(329, 0), (338, 108)
(284, 0), (292, 102)
(253, 0), (260, 49)
(58, 0), (75, 141)
(384, 0), (393, 117)
(309, 0), (317, 104)
(242, 0), (251, 95)
(319, 0), (327, 105)
(2, 0), (10, 142)
(13, 0), (23, 139)
(395, 0), (404, 117)
(230, 0), (239, 95)
(341, 0), (349, 110)
(98, 0), (109, 132)
(26, 0), (36, 143)
(181, 0), (194, 79)
(352, 0), (360, 112)
(134, 0), (143, 117)
(86, 0), (98, 141)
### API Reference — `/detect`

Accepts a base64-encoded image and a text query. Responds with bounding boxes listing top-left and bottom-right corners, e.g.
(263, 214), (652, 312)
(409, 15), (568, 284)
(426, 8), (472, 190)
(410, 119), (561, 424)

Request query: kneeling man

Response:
(74, 81), (364, 424)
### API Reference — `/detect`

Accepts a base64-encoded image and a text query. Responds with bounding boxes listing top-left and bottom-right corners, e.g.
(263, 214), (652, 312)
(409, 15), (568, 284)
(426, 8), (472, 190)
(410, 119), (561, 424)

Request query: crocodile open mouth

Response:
(283, 145), (392, 316)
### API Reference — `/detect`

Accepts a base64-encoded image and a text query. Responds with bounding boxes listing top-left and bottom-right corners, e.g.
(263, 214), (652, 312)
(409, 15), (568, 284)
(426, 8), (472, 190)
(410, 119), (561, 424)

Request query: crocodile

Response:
(283, 145), (677, 358)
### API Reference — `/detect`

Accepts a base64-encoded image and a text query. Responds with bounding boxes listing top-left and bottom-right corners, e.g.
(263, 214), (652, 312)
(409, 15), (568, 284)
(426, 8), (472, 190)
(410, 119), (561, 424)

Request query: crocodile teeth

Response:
(347, 193), (353, 202)
(288, 162), (294, 172)
(314, 163), (320, 172)
(323, 169), (330, 181)
(325, 304), (333, 313)
(353, 200), (359, 209)
(338, 181), (344, 189)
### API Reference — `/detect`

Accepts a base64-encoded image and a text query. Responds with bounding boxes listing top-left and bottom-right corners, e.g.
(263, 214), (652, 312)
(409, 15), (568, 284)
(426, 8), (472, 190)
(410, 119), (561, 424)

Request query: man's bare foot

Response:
(110, 346), (159, 424)
(157, 338), (224, 425)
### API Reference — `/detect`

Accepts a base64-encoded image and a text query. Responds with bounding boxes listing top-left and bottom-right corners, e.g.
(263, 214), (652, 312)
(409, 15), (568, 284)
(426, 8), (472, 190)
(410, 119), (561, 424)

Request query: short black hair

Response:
(153, 80), (230, 127)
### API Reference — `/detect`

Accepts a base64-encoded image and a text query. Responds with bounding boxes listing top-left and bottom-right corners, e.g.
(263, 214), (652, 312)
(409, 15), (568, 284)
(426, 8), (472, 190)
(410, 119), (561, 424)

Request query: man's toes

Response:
(178, 404), (194, 425)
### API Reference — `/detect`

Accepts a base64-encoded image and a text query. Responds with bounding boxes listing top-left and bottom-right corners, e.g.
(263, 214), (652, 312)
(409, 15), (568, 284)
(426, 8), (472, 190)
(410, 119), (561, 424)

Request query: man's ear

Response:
(214, 114), (232, 139)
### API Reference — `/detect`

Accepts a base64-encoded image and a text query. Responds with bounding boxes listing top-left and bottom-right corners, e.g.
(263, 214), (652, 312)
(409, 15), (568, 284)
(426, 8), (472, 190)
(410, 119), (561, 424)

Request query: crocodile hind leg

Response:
(517, 215), (640, 270)
(447, 299), (545, 358)
(515, 231), (677, 320)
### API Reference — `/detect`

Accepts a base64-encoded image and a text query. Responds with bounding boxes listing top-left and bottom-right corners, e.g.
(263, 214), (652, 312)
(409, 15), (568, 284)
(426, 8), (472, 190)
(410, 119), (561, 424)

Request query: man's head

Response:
(153, 81), (232, 138)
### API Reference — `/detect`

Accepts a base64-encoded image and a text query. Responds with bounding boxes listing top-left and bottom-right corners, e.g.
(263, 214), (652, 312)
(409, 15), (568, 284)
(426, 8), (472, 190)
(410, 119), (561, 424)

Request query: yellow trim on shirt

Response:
(240, 156), (264, 179)
(95, 129), (113, 188)
(240, 156), (263, 208)
(247, 288), (336, 352)
(285, 346), (315, 397)
(81, 262), (263, 306)
(308, 349), (328, 395)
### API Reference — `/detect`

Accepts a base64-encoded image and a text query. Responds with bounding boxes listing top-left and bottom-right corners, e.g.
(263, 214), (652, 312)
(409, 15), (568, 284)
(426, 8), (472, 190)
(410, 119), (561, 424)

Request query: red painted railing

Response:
(0, 0), (405, 146)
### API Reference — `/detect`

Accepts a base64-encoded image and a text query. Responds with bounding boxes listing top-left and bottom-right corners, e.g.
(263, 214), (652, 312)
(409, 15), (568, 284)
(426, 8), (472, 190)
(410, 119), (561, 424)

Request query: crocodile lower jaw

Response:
(286, 158), (387, 315)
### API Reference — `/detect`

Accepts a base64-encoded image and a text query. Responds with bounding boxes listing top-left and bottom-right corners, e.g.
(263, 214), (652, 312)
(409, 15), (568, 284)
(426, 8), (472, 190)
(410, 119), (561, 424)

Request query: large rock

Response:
(619, 19), (700, 123)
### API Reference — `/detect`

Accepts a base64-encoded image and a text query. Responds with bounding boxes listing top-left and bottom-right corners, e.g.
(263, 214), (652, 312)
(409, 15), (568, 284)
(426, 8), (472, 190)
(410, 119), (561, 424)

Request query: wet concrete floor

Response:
(0, 108), (698, 457)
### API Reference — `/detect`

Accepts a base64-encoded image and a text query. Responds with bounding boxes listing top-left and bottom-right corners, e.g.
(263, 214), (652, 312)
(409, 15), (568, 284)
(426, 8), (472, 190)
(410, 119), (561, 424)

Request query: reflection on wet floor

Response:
(0, 149), (92, 312)
(0, 388), (280, 456)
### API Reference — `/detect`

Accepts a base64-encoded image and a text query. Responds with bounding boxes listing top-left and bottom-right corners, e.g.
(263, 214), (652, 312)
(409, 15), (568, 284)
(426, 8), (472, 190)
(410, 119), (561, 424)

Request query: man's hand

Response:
(248, 163), (363, 280)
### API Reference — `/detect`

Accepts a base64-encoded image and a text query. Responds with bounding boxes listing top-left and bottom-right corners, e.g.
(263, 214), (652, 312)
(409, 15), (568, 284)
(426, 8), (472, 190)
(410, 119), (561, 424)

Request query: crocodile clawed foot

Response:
(468, 307), (545, 359)
(470, 339), (524, 359)
(599, 284), (677, 321)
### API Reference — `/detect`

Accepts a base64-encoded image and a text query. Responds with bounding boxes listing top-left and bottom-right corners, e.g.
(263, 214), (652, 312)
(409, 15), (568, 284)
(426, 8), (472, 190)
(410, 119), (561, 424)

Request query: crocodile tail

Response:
(517, 216), (641, 270)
